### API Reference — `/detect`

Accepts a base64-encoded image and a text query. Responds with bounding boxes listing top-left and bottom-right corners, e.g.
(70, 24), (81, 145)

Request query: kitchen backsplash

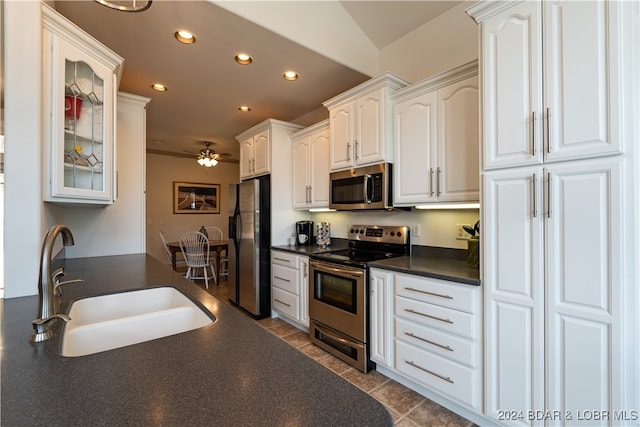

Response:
(309, 209), (479, 250)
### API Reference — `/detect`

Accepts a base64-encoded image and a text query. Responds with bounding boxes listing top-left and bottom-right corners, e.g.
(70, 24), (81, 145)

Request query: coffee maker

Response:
(296, 221), (313, 246)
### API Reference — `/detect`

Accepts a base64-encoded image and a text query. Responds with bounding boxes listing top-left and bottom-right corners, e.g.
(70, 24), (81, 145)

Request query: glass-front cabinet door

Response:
(43, 5), (123, 204)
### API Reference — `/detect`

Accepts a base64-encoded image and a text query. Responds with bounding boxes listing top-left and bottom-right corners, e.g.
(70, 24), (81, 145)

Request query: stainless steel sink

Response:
(61, 286), (214, 357)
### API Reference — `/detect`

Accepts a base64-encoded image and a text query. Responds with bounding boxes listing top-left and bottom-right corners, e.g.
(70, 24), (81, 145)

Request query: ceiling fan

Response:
(187, 141), (232, 167)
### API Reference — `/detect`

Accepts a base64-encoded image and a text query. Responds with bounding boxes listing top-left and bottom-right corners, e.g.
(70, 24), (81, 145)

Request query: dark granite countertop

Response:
(1, 254), (393, 427)
(271, 240), (348, 256)
(370, 256), (481, 286)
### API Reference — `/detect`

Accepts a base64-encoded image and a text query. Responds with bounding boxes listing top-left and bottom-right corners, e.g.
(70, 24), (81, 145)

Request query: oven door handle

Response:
(313, 322), (365, 350)
(311, 260), (364, 279)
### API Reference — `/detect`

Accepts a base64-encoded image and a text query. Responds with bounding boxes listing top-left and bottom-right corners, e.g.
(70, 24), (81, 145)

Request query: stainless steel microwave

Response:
(329, 163), (392, 210)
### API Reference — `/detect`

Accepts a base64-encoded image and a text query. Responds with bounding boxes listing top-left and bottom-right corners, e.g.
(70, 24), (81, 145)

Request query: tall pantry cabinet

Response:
(467, 1), (638, 425)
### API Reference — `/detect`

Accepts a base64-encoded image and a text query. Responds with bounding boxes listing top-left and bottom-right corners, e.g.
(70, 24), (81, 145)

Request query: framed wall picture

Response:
(173, 182), (220, 214)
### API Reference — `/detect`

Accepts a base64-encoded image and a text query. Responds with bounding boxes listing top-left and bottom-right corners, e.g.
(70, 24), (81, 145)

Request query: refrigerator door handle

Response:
(235, 214), (242, 244)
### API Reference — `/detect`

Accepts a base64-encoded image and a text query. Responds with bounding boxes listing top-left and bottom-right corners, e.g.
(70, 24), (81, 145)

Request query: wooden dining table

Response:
(166, 239), (229, 280)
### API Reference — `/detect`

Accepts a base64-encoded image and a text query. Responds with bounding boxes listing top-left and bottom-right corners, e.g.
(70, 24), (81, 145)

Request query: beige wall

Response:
(379, 1), (478, 82)
(145, 153), (239, 264)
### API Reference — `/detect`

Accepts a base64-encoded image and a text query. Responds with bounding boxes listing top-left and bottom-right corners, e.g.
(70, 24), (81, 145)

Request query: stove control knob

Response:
(390, 231), (395, 237)
(350, 228), (355, 234)
(397, 231), (402, 238)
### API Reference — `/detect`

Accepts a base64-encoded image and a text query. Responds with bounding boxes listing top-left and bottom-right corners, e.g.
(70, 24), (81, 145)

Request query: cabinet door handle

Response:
(274, 298), (291, 307)
(532, 173), (537, 218)
(347, 142), (351, 161)
(274, 275), (291, 282)
(403, 287), (453, 300)
(531, 111), (536, 156)
(436, 167), (441, 197)
(547, 171), (552, 218)
(405, 308), (453, 324)
(546, 107), (552, 154)
(404, 332), (453, 352)
(405, 360), (454, 384)
(355, 140), (359, 160)
(429, 168), (434, 197)
(273, 257), (290, 263)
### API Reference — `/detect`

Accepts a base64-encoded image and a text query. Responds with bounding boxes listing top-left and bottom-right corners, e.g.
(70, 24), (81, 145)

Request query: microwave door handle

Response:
(363, 174), (372, 204)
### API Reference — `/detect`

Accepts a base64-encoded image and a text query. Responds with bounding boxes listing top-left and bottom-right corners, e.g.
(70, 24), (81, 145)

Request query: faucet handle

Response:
(53, 278), (85, 296)
(52, 267), (65, 283)
(32, 313), (71, 326)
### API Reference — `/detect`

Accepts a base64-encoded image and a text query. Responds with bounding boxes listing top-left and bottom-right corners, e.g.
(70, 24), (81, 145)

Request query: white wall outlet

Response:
(412, 224), (421, 237)
(456, 224), (470, 240)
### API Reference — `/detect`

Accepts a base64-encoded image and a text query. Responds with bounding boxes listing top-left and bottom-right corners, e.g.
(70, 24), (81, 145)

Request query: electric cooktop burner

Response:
(311, 225), (410, 268)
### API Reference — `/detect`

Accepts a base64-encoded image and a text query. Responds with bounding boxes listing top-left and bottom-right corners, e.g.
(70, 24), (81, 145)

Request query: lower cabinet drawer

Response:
(395, 317), (477, 368)
(395, 296), (475, 339)
(272, 264), (299, 294)
(272, 287), (299, 320)
(395, 340), (480, 410)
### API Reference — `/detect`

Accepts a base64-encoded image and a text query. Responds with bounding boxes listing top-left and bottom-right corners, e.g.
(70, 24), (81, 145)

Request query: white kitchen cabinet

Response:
(291, 120), (330, 209)
(472, 0), (625, 170)
(392, 62), (479, 206)
(369, 268), (393, 369)
(468, 1), (637, 424)
(239, 128), (269, 179)
(271, 250), (309, 330)
(323, 73), (409, 171)
(298, 257), (310, 328)
(483, 157), (626, 425)
(237, 120), (303, 181)
(42, 4), (123, 205)
(393, 272), (482, 410)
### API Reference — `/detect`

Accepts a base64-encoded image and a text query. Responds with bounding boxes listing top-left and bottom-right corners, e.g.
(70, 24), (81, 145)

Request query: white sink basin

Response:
(61, 286), (214, 357)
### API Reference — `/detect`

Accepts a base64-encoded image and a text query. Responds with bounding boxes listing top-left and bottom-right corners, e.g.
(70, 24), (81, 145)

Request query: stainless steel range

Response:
(309, 225), (410, 373)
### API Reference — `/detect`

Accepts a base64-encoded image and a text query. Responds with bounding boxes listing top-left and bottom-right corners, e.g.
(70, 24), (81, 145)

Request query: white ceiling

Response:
(53, 0), (462, 163)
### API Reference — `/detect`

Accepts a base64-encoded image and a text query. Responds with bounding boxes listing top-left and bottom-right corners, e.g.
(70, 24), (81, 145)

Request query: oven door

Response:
(309, 259), (366, 341)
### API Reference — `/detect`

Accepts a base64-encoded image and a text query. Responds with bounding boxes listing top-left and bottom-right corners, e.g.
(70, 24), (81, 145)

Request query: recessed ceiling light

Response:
(283, 70), (299, 81)
(234, 53), (253, 65)
(238, 106), (251, 112)
(151, 83), (168, 92)
(175, 30), (196, 44)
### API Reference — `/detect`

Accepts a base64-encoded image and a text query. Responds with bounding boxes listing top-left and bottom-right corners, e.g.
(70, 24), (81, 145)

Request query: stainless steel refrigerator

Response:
(228, 176), (271, 318)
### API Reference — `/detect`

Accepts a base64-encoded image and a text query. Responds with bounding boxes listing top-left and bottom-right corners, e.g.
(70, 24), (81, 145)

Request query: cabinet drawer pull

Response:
(404, 332), (453, 352)
(404, 287), (453, 299)
(405, 308), (453, 324)
(273, 257), (290, 263)
(405, 360), (454, 384)
(273, 275), (291, 282)
(274, 298), (291, 307)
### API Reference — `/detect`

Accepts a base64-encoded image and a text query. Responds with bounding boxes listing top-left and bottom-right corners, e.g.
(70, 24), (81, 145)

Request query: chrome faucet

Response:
(31, 225), (83, 343)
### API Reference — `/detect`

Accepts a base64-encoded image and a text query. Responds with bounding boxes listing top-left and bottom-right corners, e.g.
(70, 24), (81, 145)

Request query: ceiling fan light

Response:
(196, 142), (219, 167)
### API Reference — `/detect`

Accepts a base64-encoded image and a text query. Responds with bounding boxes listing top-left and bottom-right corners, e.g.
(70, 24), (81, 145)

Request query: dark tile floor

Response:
(197, 277), (475, 427)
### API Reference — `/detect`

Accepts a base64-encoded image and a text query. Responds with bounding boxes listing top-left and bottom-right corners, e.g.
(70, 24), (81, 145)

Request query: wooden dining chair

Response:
(204, 227), (228, 279)
(179, 231), (217, 288)
(160, 231), (186, 273)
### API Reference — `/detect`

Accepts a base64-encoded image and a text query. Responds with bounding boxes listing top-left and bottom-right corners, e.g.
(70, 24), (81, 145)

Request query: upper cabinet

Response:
(239, 128), (269, 179)
(291, 120), (330, 209)
(391, 61), (479, 206)
(470, 0), (626, 170)
(236, 120), (303, 181)
(42, 4), (123, 205)
(323, 73), (409, 171)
